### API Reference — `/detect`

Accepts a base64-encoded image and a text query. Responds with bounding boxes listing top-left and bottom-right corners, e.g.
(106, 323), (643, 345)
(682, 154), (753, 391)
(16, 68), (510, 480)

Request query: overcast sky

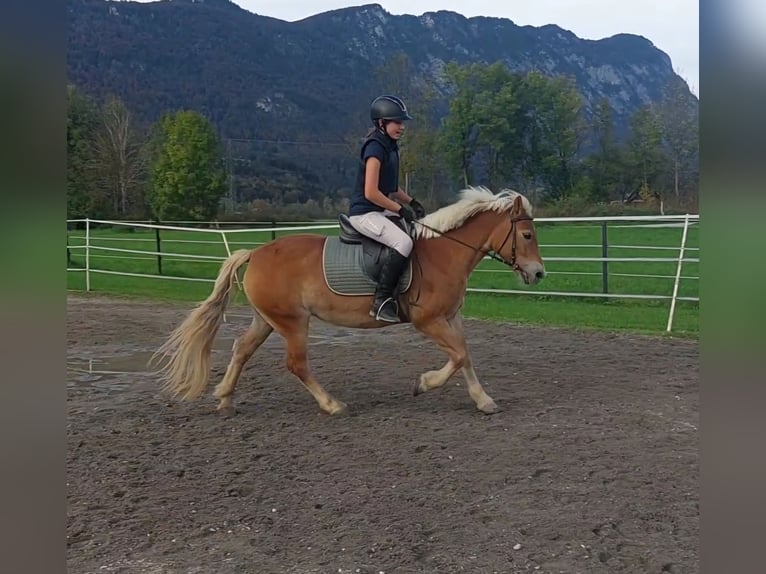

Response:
(138, 0), (700, 95)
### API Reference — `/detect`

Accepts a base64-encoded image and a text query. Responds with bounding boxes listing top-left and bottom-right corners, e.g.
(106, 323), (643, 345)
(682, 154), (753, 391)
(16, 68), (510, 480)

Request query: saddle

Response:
(320, 214), (412, 296)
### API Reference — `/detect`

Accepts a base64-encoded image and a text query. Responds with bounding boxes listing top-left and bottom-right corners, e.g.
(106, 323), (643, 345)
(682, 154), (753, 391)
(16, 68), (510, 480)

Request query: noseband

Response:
(490, 214), (533, 270)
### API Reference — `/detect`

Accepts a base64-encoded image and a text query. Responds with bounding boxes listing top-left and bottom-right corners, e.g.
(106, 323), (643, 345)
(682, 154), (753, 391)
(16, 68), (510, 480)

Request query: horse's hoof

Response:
(478, 400), (500, 415)
(217, 405), (237, 418)
(326, 401), (348, 416)
(412, 379), (423, 396)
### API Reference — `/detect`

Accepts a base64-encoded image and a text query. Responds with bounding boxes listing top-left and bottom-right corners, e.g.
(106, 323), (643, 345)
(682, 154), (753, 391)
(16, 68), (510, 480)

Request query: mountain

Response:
(66, 0), (697, 202)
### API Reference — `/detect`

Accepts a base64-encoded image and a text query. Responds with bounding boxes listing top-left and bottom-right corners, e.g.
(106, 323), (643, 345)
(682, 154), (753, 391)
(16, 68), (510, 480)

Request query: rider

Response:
(347, 95), (427, 323)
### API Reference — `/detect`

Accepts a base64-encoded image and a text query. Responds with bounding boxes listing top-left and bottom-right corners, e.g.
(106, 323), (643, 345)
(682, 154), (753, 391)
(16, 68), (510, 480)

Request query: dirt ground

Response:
(66, 294), (698, 574)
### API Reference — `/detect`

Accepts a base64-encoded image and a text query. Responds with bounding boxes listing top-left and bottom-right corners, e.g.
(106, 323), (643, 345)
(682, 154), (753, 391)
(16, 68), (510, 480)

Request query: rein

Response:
(412, 213), (533, 270)
(401, 210), (532, 312)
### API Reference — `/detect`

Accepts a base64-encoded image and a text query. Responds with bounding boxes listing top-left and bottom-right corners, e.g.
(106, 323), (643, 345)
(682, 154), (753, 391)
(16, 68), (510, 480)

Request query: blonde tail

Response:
(151, 249), (252, 400)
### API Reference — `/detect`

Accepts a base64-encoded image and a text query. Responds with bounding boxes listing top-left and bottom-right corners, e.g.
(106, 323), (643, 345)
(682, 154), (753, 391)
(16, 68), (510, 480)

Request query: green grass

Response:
(66, 220), (699, 338)
(462, 293), (698, 336)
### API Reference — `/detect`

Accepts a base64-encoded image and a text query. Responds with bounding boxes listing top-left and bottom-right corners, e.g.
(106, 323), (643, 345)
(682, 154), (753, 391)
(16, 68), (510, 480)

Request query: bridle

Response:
(412, 212), (533, 271)
(402, 211), (533, 310)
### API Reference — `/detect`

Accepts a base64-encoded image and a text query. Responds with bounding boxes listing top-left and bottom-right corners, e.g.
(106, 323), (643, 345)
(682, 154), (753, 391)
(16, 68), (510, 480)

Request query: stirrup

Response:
(371, 297), (400, 323)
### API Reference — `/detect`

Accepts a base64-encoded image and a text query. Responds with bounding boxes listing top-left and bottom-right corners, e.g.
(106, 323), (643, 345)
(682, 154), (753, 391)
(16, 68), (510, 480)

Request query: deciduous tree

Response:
(90, 95), (147, 217)
(147, 110), (227, 221)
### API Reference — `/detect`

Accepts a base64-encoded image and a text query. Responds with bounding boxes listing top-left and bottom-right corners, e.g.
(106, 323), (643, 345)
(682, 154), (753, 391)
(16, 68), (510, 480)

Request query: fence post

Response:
(601, 222), (608, 294)
(66, 226), (72, 267)
(219, 231), (242, 324)
(219, 231), (242, 291)
(666, 214), (691, 333)
(271, 219), (277, 241)
(85, 218), (91, 292)
(155, 222), (162, 275)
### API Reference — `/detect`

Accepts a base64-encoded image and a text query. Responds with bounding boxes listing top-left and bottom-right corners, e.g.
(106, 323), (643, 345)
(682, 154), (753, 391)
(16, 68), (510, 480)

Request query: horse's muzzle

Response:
(521, 262), (545, 285)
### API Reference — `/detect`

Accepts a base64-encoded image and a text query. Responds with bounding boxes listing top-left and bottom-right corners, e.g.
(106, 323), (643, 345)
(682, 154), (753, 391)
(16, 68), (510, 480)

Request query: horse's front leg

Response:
(413, 359), (455, 394)
(458, 349), (499, 414)
(412, 315), (463, 394)
(413, 314), (498, 413)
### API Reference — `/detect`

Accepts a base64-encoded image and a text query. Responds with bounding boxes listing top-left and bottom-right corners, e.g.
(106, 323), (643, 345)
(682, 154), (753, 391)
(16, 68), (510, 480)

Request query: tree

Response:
(439, 62), (484, 187)
(472, 62), (522, 188)
(90, 95), (147, 217)
(657, 78), (699, 202)
(397, 85), (442, 205)
(373, 52), (443, 206)
(373, 52), (416, 103)
(515, 72), (585, 200)
(627, 105), (668, 213)
(147, 110), (227, 221)
(438, 64), (587, 202)
(583, 98), (628, 202)
(67, 85), (99, 218)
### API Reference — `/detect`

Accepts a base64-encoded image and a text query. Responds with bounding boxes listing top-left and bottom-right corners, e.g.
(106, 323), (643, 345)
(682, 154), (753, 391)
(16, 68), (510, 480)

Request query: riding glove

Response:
(398, 203), (417, 222)
(409, 198), (426, 218)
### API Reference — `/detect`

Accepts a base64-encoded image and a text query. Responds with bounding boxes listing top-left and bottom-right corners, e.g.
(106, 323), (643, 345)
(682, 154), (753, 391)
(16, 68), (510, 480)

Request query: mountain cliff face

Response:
(66, 0), (695, 140)
(67, 0), (698, 206)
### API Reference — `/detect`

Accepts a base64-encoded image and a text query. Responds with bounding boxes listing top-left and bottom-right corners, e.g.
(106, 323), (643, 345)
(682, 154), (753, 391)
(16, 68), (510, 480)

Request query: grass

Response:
(66, 220), (699, 338)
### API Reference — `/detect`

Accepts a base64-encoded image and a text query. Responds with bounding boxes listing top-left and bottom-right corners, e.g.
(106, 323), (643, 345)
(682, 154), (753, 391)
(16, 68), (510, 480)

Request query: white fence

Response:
(66, 214), (699, 333)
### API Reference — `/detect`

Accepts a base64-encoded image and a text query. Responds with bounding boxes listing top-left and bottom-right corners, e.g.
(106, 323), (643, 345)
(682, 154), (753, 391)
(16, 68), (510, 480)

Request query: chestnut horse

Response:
(152, 186), (545, 415)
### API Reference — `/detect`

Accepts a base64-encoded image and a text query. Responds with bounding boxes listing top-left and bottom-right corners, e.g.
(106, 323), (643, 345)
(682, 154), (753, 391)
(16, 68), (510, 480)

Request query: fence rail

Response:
(67, 214), (699, 332)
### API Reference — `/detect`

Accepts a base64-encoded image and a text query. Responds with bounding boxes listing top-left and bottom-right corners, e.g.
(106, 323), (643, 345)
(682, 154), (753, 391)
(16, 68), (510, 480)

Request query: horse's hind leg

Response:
(213, 312), (273, 416)
(413, 314), (498, 414)
(276, 315), (347, 416)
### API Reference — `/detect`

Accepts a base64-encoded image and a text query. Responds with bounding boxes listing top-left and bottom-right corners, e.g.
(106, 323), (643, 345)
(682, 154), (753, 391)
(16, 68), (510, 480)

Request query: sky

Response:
(138, 0), (700, 95)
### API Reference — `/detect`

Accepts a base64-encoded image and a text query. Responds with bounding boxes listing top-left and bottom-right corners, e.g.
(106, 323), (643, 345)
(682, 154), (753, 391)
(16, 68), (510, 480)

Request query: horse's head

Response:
(414, 186), (545, 285)
(488, 195), (545, 285)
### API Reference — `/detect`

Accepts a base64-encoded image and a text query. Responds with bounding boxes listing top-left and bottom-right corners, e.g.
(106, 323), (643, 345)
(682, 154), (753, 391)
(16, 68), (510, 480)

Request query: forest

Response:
(67, 56), (699, 222)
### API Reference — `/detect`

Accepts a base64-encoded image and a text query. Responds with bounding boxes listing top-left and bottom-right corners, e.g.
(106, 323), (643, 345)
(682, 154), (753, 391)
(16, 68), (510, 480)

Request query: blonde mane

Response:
(415, 186), (533, 239)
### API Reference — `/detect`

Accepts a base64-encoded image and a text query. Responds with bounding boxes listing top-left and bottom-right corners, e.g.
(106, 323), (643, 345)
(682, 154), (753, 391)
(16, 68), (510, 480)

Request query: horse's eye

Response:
(523, 232), (532, 240)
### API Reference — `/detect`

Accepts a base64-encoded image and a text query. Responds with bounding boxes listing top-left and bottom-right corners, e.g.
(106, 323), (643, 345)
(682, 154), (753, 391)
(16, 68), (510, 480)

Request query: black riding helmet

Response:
(370, 95), (413, 124)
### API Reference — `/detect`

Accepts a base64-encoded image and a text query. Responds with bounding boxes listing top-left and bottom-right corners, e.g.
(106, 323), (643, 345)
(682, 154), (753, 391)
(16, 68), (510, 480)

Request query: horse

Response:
(151, 186), (545, 416)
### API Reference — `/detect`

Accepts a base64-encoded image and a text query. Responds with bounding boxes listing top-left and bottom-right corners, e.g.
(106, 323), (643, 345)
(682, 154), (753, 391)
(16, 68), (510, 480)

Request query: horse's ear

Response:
(511, 195), (523, 217)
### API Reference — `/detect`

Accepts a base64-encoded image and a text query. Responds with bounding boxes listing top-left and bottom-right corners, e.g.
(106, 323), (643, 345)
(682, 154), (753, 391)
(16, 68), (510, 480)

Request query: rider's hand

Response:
(398, 203), (417, 223)
(409, 198), (426, 219)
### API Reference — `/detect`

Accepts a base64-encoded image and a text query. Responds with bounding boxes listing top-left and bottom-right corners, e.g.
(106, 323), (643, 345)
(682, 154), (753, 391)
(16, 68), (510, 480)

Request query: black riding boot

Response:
(370, 250), (409, 323)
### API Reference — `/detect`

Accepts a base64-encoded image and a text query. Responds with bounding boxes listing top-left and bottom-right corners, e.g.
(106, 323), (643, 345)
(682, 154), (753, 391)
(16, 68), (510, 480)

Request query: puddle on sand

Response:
(307, 329), (365, 345)
(67, 330), (359, 390)
(68, 351), (157, 377)
(67, 338), (239, 389)
(67, 351), (166, 391)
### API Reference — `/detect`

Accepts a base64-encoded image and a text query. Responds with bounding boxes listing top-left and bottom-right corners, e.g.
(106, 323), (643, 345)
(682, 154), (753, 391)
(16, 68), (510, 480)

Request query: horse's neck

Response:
(418, 210), (501, 277)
